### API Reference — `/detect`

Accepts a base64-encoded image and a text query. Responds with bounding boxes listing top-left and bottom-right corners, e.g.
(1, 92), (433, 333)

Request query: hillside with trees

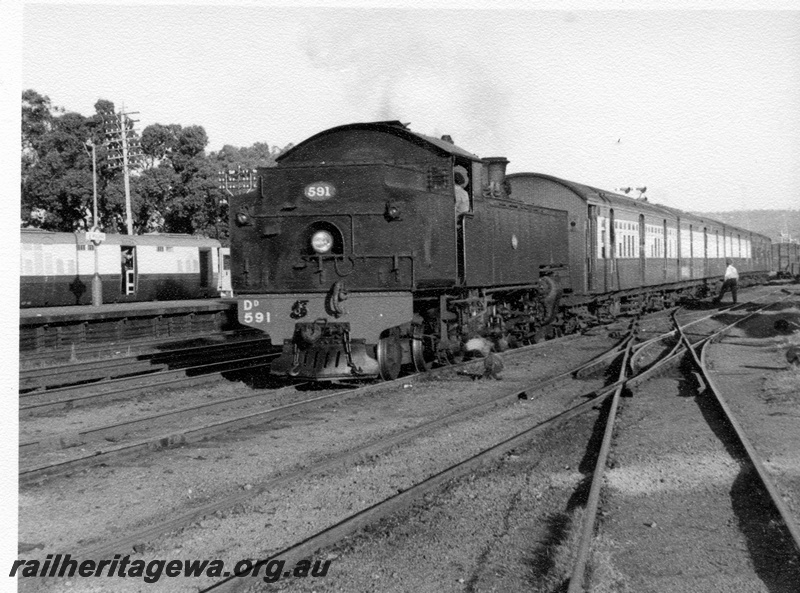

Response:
(690, 210), (800, 242)
(20, 89), (292, 244)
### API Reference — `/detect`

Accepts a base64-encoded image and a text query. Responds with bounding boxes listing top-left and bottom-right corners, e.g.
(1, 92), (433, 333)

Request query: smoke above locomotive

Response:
(229, 120), (771, 382)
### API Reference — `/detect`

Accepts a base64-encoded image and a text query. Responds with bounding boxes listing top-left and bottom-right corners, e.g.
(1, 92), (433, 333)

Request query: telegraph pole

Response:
(120, 116), (134, 235)
(103, 106), (142, 234)
(217, 165), (259, 195)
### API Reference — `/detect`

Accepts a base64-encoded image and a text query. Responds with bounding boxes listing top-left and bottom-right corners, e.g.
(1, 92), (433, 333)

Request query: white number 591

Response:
(243, 312), (270, 323)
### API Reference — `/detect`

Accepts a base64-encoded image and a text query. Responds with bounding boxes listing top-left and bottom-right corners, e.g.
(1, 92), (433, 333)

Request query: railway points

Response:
(568, 301), (800, 592)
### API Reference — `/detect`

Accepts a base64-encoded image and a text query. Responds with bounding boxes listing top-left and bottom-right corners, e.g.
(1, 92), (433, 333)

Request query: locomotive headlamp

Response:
(311, 230), (334, 254)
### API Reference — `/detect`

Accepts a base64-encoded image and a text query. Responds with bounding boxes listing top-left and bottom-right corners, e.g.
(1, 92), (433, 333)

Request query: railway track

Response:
(18, 304), (721, 486)
(20, 327), (631, 591)
(189, 324), (655, 592)
(19, 288), (794, 593)
(179, 293), (794, 593)
(20, 327), (263, 367)
(19, 337), (278, 414)
(162, 306), (783, 591)
(20, 335), (275, 391)
(18, 332), (584, 484)
(567, 299), (800, 592)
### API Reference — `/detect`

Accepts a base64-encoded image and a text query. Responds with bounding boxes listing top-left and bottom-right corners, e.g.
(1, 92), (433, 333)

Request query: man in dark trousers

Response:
(716, 259), (739, 304)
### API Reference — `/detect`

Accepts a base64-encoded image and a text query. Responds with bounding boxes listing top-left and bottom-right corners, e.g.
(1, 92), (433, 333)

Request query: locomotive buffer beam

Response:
(270, 321), (380, 380)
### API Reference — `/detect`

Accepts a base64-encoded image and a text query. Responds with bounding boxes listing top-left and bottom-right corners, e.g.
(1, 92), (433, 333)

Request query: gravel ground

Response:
(249, 411), (602, 593)
(19, 334), (616, 593)
(705, 302), (800, 527)
(591, 304), (800, 593)
(20, 374), (291, 444)
(18, 284), (793, 593)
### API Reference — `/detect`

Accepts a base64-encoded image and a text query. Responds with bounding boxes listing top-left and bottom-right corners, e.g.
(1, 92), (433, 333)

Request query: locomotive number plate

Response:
(240, 299), (271, 327)
(304, 181), (336, 201)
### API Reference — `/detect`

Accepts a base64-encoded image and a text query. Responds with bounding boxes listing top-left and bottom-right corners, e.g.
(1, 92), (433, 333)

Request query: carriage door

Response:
(609, 209), (616, 290)
(638, 214), (646, 285)
(703, 228), (709, 277)
(199, 249), (211, 290)
(218, 249), (232, 296)
(587, 205), (598, 291)
(121, 246), (136, 295)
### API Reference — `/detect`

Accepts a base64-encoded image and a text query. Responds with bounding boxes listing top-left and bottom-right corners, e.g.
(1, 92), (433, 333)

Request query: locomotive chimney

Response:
(483, 156), (509, 189)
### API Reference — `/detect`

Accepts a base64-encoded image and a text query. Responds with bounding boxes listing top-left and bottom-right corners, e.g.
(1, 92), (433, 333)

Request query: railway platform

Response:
(20, 299), (240, 353)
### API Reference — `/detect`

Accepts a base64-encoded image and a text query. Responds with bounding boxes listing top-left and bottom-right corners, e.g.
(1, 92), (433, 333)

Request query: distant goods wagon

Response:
(20, 230), (231, 308)
(229, 120), (773, 381)
(772, 241), (800, 278)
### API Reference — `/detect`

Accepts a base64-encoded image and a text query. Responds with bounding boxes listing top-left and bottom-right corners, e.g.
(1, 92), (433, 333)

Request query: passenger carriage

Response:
(20, 229), (229, 307)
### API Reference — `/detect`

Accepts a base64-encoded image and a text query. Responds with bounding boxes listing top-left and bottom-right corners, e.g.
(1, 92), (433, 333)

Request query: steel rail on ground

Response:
(566, 295), (791, 592)
(566, 325), (636, 593)
(19, 353), (279, 415)
(19, 330), (622, 592)
(20, 327), (264, 367)
(682, 314), (800, 555)
(20, 335), (273, 387)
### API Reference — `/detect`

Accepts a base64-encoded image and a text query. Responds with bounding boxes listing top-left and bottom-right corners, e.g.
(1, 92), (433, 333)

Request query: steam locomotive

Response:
(230, 120), (772, 381)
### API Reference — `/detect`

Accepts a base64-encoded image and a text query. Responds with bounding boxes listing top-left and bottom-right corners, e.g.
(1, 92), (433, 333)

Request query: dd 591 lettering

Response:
(242, 300), (270, 324)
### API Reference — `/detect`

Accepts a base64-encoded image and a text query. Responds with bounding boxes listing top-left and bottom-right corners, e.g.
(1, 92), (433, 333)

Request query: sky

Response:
(8, 1), (800, 213)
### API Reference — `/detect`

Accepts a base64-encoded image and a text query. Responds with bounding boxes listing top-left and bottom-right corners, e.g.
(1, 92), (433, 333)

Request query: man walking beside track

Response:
(716, 259), (739, 304)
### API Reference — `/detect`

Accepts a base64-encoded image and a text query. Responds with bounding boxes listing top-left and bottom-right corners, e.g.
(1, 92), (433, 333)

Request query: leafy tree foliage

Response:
(208, 141), (289, 170)
(21, 90), (61, 161)
(22, 96), (97, 230)
(21, 89), (289, 243)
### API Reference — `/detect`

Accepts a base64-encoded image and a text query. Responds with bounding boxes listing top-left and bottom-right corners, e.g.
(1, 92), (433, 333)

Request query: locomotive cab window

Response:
(453, 163), (472, 216)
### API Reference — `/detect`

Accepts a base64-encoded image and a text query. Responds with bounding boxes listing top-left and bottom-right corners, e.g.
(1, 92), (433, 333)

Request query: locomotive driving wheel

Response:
(377, 334), (403, 380)
(411, 337), (433, 373)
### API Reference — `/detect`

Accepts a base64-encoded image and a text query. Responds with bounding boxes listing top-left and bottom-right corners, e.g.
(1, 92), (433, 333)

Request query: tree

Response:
(21, 99), (99, 230)
(137, 122), (228, 238)
(207, 141), (291, 171)
(20, 89), (287, 241)
(21, 90), (61, 184)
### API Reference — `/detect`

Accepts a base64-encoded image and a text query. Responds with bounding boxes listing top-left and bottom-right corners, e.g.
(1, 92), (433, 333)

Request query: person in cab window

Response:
(453, 166), (470, 216)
